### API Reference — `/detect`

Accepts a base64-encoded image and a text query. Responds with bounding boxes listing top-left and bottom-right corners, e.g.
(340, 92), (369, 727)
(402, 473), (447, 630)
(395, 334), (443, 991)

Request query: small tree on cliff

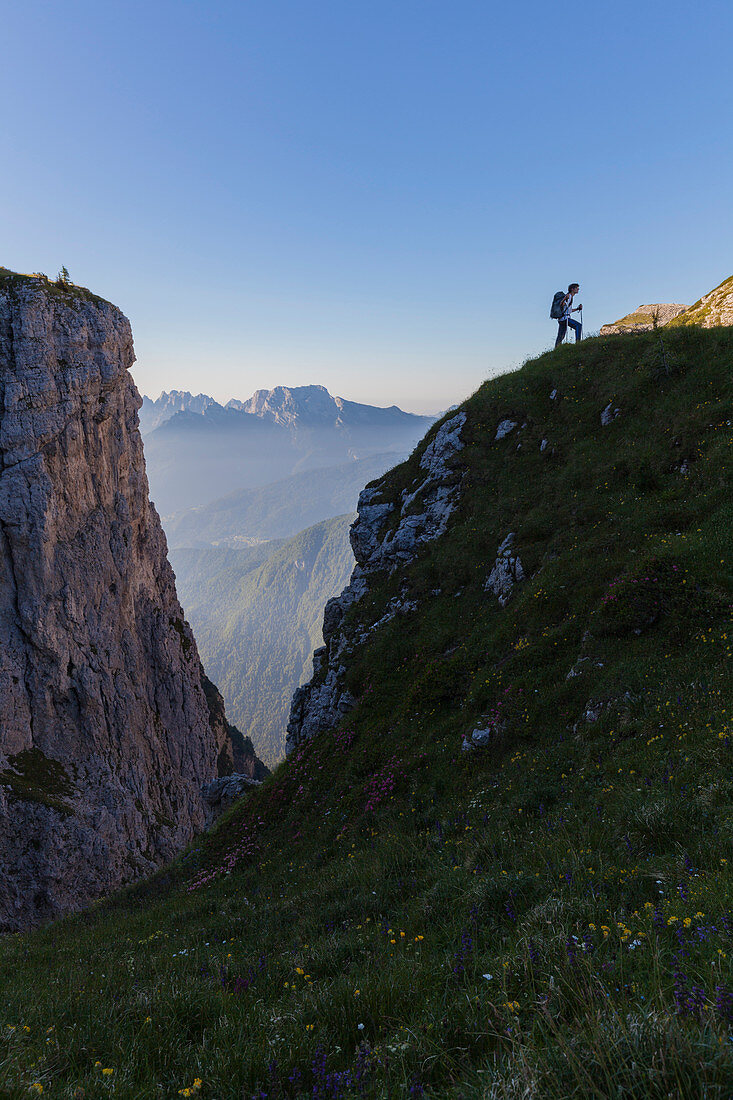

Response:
(56, 266), (71, 286)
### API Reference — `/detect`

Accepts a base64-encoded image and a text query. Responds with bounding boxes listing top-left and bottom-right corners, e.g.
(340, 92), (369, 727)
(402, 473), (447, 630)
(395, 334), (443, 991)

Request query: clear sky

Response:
(2, 0), (731, 414)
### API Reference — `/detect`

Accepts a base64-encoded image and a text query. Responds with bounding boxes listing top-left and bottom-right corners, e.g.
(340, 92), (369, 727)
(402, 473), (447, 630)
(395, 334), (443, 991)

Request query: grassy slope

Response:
(1, 328), (731, 1099)
(171, 516), (355, 767)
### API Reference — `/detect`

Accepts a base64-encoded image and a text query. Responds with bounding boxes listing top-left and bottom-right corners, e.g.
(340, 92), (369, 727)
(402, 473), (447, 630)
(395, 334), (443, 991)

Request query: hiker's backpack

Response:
(550, 290), (566, 319)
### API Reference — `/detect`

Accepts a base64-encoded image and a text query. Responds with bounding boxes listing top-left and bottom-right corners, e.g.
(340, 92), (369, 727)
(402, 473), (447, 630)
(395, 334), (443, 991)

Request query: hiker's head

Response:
(568, 283), (580, 294)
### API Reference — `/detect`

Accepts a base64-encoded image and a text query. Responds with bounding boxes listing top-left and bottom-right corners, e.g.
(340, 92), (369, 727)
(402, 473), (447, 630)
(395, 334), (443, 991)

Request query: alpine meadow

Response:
(1, 323), (731, 1097)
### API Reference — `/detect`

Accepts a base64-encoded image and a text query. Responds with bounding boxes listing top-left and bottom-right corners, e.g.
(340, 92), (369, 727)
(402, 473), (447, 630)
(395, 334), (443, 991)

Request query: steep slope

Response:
(163, 453), (405, 548)
(1, 327), (731, 1096)
(171, 515), (355, 765)
(0, 269), (263, 932)
(668, 273), (733, 328)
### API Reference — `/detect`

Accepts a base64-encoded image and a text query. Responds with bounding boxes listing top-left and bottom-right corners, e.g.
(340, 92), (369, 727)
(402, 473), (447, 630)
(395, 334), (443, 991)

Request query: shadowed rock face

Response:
(0, 274), (261, 931)
(286, 412), (466, 754)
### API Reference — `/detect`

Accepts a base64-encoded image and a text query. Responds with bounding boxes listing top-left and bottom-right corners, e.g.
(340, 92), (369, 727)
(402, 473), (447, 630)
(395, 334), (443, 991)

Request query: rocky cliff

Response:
(0, 269), (263, 931)
(599, 303), (688, 335)
(600, 274), (733, 335)
(286, 411), (466, 752)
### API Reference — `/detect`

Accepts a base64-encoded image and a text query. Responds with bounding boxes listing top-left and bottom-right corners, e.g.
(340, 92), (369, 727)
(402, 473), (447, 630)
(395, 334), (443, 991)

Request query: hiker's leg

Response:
(569, 318), (582, 342)
(555, 320), (567, 348)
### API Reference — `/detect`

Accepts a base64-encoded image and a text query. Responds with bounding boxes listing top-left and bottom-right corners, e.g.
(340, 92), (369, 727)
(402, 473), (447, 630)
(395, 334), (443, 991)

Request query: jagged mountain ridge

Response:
(142, 386), (434, 515)
(140, 384), (431, 436)
(139, 389), (221, 433)
(0, 269), (265, 932)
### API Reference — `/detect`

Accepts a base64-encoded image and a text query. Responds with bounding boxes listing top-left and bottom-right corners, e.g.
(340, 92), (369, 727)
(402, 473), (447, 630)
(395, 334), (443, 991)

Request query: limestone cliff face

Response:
(0, 271), (261, 932)
(286, 412), (466, 753)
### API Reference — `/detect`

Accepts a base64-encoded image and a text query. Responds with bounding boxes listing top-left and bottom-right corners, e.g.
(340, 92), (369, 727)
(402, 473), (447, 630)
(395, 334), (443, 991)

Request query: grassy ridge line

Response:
(0, 327), (732, 1098)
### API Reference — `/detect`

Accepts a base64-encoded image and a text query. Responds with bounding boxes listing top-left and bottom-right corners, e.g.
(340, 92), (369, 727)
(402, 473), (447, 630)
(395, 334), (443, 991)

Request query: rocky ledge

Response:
(286, 411), (466, 752)
(599, 304), (688, 336)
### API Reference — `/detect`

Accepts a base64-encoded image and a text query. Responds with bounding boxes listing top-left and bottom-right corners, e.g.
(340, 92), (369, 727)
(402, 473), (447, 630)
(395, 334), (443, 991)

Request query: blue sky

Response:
(2, 0), (731, 413)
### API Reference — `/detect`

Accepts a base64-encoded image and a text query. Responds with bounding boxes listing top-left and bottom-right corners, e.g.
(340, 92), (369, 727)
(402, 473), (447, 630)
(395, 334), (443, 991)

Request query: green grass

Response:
(1, 327), (732, 1098)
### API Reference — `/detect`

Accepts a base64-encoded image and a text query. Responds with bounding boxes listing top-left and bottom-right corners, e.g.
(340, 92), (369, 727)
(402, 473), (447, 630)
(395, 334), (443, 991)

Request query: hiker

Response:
(552, 283), (583, 347)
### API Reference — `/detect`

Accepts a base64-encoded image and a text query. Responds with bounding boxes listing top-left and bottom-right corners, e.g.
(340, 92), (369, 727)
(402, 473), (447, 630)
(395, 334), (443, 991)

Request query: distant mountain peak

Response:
(139, 384), (433, 449)
(238, 384), (340, 426)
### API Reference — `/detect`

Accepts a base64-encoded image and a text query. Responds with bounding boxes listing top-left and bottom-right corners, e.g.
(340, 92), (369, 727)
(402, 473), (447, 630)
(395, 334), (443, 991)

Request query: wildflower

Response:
(102, 1068), (114, 1076)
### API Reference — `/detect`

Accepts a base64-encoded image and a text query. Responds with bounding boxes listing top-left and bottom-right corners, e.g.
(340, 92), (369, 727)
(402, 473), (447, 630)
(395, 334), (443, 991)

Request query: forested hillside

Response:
(171, 516), (355, 765)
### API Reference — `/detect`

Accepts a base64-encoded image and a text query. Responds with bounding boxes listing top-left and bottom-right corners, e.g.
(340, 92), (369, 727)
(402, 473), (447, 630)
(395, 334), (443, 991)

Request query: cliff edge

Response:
(0, 270), (263, 931)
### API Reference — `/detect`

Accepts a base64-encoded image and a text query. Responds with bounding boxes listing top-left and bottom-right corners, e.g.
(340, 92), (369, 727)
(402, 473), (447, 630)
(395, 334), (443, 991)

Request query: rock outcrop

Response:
(667, 275), (733, 328)
(201, 773), (262, 826)
(0, 270), (263, 931)
(286, 412), (466, 753)
(484, 533), (525, 607)
(599, 304), (688, 336)
(600, 275), (733, 334)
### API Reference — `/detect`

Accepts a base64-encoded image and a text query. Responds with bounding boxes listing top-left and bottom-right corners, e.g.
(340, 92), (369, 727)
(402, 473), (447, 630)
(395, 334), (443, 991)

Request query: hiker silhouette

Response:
(551, 283), (582, 347)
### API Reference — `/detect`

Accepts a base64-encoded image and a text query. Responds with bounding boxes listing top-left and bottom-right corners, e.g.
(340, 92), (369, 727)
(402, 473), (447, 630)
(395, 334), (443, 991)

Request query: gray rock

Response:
(566, 656), (604, 680)
(484, 534), (525, 606)
(495, 419), (517, 440)
(202, 773), (261, 825)
(0, 277), (262, 932)
(599, 303), (688, 335)
(286, 411), (467, 753)
(601, 403), (621, 426)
